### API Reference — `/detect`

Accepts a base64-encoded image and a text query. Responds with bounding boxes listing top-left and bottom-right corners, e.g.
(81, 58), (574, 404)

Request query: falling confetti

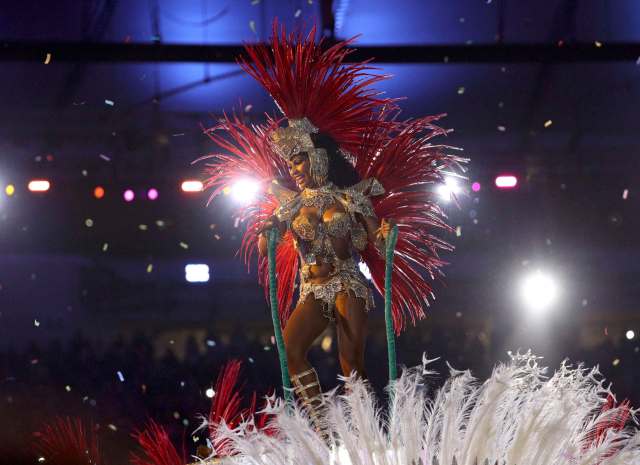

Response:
(172, 132), (185, 137)
(85, 218), (94, 228)
(99, 154), (111, 162)
(497, 125), (506, 132)
(544, 120), (553, 128)
(179, 241), (189, 249)
(457, 87), (465, 95)
(244, 104), (253, 112)
(104, 99), (115, 106)
(146, 264), (153, 273)
(138, 224), (148, 231)
(249, 20), (257, 34)
(594, 41), (602, 47)
(65, 385), (71, 392)
(117, 371), (125, 382)
(456, 226), (462, 237)
(102, 243), (109, 252)
(214, 234), (221, 240)
(173, 411), (180, 419)
(251, 0), (260, 4)
(623, 189), (629, 200)
(636, 56), (640, 65)
(459, 17), (465, 23)
(108, 424), (118, 431)
(81, 169), (88, 176)
(34, 319), (40, 327)
(612, 358), (620, 366)
(44, 53), (52, 64)
(294, 8), (302, 18)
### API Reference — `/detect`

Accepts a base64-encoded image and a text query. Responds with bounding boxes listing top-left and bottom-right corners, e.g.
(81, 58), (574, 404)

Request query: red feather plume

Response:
(239, 19), (396, 153)
(129, 420), (186, 465)
(33, 416), (103, 465)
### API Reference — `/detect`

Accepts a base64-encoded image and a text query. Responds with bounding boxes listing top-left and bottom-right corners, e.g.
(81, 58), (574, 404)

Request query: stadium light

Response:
(147, 188), (159, 200)
(437, 176), (461, 202)
(231, 179), (260, 204)
(471, 181), (481, 192)
(28, 179), (50, 192)
(520, 270), (559, 316)
(93, 186), (105, 199)
(185, 264), (210, 283)
(123, 189), (135, 202)
(495, 175), (518, 189)
(626, 330), (635, 340)
(5, 184), (15, 196)
(181, 180), (203, 192)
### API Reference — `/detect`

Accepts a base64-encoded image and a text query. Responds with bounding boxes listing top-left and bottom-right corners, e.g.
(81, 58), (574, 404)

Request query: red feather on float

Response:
(33, 416), (103, 465)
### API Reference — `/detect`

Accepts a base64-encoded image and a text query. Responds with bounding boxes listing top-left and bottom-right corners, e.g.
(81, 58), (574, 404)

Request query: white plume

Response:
(207, 352), (640, 465)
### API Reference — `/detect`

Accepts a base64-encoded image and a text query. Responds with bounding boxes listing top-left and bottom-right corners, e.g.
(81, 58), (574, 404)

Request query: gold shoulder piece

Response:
(269, 181), (298, 204)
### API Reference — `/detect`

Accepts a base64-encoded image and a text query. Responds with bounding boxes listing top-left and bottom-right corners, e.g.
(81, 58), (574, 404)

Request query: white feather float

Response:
(200, 351), (640, 465)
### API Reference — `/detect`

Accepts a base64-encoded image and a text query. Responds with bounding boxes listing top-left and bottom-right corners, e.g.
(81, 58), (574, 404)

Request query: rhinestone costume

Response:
(273, 178), (385, 320)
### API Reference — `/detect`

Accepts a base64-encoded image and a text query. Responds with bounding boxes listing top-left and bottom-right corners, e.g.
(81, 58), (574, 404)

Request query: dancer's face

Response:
(288, 152), (314, 190)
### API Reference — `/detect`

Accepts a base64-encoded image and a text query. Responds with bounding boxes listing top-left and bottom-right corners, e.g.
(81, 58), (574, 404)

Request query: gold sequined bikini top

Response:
(272, 180), (386, 265)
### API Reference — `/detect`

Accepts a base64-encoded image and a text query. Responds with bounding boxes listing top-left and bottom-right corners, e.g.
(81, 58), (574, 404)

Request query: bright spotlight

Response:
(359, 261), (372, 281)
(626, 330), (635, 340)
(231, 179), (260, 204)
(471, 181), (481, 192)
(181, 180), (203, 192)
(5, 184), (15, 196)
(147, 188), (159, 200)
(495, 175), (518, 189)
(123, 189), (135, 202)
(28, 179), (50, 192)
(520, 270), (559, 315)
(436, 177), (461, 202)
(93, 186), (105, 199)
(205, 388), (215, 398)
(185, 264), (210, 283)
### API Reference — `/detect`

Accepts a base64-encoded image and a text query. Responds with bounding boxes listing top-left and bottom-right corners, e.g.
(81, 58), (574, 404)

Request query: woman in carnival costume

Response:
(198, 20), (465, 429)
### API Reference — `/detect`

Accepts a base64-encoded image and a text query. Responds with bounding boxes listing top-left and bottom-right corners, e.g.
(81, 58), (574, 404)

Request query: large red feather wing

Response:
(357, 115), (467, 334)
(197, 114), (299, 323)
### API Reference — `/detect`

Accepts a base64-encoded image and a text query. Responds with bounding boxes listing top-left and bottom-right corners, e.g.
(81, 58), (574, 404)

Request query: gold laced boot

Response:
(290, 367), (328, 440)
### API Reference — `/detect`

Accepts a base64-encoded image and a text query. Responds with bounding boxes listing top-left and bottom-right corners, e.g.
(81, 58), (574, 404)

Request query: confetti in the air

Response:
(595, 41), (602, 47)
(249, 20), (257, 34)
(34, 319), (40, 327)
(108, 424), (118, 431)
(244, 104), (253, 112)
(214, 234), (221, 240)
(104, 99), (115, 106)
(623, 189), (629, 200)
(102, 243), (109, 252)
(65, 385), (71, 392)
(613, 358), (620, 366)
(81, 169), (88, 176)
(497, 125), (506, 132)
(172, 133), (185, 137)
(146, 264), (153, 273)
(85, 218), (94, 228)
(294, 8), (302, 18)
(544, 120), (553, 128)
(251, 0), (260, 4)
(138, 224), (148, 231)
(117, 371), (125, 382)
(44, 53), (52, 64)
(456, 226), (462, 237)
(99, 154), (111, 162)
(179, 241), (189, 249)
(636, 56), (640, 65)
(457, 87), (465, 95)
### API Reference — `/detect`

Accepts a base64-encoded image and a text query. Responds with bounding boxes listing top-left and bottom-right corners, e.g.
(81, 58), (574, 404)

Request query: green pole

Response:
(267, 229), (293, 403)
(384, 224), (400, 382)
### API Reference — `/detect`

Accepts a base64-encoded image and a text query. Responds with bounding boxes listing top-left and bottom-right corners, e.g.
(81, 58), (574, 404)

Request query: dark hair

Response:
(310, 132), (361, 188)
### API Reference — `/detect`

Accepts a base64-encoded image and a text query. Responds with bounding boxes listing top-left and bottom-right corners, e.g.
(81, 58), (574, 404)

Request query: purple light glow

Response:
(123, 189), (135, 202)
(147, 188), (159, 200)
(472, 182), (481, 192)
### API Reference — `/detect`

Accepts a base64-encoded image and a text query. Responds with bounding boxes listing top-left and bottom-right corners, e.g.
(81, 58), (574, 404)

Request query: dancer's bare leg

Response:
(335, 291), (368, 378)
(283, 295), (329, 400)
